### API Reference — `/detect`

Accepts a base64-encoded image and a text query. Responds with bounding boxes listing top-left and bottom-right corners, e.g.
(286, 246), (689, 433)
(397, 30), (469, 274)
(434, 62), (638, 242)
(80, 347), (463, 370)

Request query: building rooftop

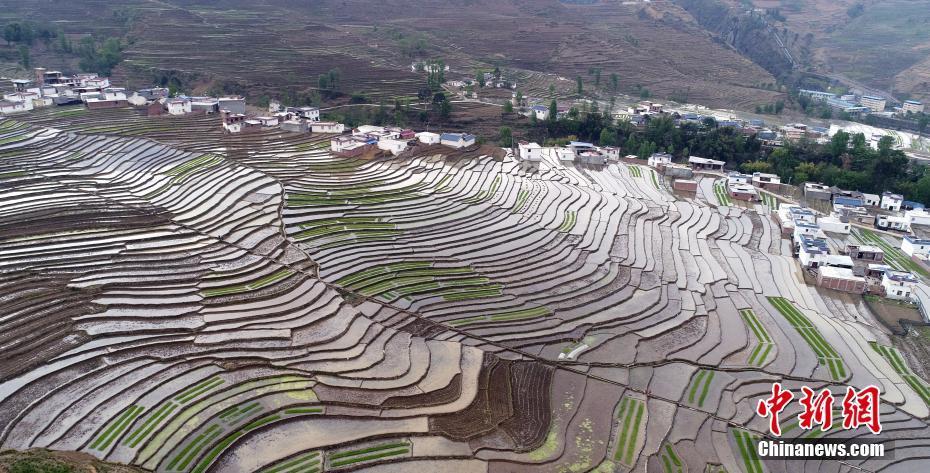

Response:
(688, 156), (725, 165)
(799, 234), (829, 254)
(819, 265), (861, 280)
(884, 270), (918, 283)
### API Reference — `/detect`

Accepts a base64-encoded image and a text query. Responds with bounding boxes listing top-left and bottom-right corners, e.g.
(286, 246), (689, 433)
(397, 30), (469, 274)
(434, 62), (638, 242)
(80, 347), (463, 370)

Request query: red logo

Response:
(756, 382), (794, 436)
(757, 384), (882, 436)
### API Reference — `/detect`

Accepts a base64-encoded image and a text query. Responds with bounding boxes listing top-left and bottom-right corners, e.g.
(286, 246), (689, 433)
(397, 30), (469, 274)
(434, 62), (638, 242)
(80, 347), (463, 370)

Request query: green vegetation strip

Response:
(740, 309), (775, 367)
(714, 180), (732, 207)
(649, 169), (660, 189)
(335, 261), (501, 302)
(558, 210), (577, 232)
(90, 405), (144, 451)
(732, 429), (763, 473)
(173, 376), (225, 403)
(659, 443), (683, 473)
(512, 188), (530, 213)
(202, 269), (296, 297)
(260, 452), (321, 473)
(125, 403), (178, 448)
(327, 442), (411, 468)
(613, 396), (646, 466)
(871, 342), (930, 406)
(761, 191), (779, 210)
(768, 297), (846, 381)
(687, 369), (715, 407)
(190, 416), (282, 473)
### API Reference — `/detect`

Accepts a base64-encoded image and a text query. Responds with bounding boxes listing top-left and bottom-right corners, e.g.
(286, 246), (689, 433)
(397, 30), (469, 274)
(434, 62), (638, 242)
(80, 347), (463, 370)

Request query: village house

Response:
(861, 193), (880, 207)
(817, 265), (866, 294)
(279, 119), (308, 133)
(286, 106), (320, 122)
(440, 133), (476, 149)
(846, 244), (884, 263)
(416, 132), (441, 145)
(817, 214), (850, 234)
(647, 152), (672, 168)
(728, 183), (758, 201)
(218, 96), (246, 115)
(688, 156), (725, 172)
(902, 234), (930, 257)
(0, 100), (30, 114)
(881, 192), (903, 212)
(663, 163), (693, 179)
(167, 98), (192, 115)
(190, 97), (220, 114)
(221, 111), (247, 133)
(377, 138), (409, 156)
(518, 142), (543, 161)
(727, 172), (752, 185)
(877, 213), (909, 232)
(751, 172), (780, 190)
(902, 100), (924, 114)
(881, 270), (918, 301)
(673, 179), (698, 192)
(803, 182), (833, 201)
(796, 234), (830, 268)
(310, 122), (344, 133)
(860, 95), (886, 113)
(331, 135), (372, 157)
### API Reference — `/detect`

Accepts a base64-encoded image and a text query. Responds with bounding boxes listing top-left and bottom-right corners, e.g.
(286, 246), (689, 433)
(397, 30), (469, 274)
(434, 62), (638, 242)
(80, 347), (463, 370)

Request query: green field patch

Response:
(558, 210), (577, 232)
(629, 165), (643, 178)
(512, 188), (531, 213)
(287, 180), (431, 208)
(871, 341), (930, 406)
(0, 170), (26, 179)
(327, 441), (411, 468)
(687, 369), (715, 407)
(731, 429), (763, 473)
(714, 180), (732, 207)
(90, 405), (144, 451)
(259, 451), (322, 473)
(658, 443), (683, 473)
(760, 192), (779, 210)
(202, 269), (297, 298)
(739, 309), (775, 367)
(612, 396), (646, 467)
(768, 297), (846, 381)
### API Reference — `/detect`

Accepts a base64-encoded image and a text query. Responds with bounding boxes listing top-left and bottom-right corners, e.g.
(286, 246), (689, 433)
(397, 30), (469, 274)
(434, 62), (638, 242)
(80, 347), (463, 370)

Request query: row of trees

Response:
(525, 110), (922, 199)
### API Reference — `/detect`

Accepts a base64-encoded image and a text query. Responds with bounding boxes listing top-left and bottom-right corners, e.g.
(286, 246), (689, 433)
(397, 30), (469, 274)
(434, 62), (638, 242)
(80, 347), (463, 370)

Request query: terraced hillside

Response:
(2, 0), (782, 110)
(1, 108), (930, 472)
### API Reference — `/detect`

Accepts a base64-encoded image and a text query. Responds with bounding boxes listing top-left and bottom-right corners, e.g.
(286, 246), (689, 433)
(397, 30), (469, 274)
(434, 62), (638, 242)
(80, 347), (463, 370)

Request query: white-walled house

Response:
(881, 270), (918, 301)
(877, 214), (909, 231)
(862, 193), (880, 207)
(817, 215), (851, 234)
(167, 98), (191, 115)
(377, 138), (409, 156)
(881, 192), (903, 212)
(648, 152), (672, 168)
(416, 132), (441, 145)
(797, 234), (831, 268)
(310, 122), (345, 133)
(518, 141), (543, 161)
(902, 235), (930, 257)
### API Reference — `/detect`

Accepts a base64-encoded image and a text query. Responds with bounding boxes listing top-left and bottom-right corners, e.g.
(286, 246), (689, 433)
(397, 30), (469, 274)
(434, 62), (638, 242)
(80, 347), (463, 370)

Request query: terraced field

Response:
(1, 108), (929, 472)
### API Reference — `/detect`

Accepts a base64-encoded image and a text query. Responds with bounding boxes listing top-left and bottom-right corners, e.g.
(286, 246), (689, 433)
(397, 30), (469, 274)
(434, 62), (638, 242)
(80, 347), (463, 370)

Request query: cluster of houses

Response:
(802, 184), (930, 236)
(516, 140), (620, 172)
(331, 126), (476, 158)
(799, 89), (924, 117)
(0, 68), (121, 114)
(776, 203), (920, 301)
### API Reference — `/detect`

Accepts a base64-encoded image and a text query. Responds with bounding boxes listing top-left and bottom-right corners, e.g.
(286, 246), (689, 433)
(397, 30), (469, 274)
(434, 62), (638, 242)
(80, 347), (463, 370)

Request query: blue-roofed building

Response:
(833, 196), (864, 209)
(440, 133), (476, 149)
(903, 200), (924, 211)
(749, 119), (765, 127)
(903, 100), (924, 114)
(528, 104), (550, 120)
(797, 234), (830, 268)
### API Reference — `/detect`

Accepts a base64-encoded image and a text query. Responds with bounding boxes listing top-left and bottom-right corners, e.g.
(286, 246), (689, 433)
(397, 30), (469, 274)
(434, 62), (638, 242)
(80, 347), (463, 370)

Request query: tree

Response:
(918, 115), (929, 137)
(548, 84), (556, 98)
(548, 99), (558, 123)
(576, 76), (583, 95)
(594, 68), (601, 87)
(439, 99), (452, 120)
(503, 101), (513, 114)
(476, 70), (486, 88)
(493, 66), (501, 81)
(610, 73), (619, 91)
(830, 131), (849, 157)
(18, 45), (29, 69)
(498, 126), (512, 147)
(740, 160), (772, 173)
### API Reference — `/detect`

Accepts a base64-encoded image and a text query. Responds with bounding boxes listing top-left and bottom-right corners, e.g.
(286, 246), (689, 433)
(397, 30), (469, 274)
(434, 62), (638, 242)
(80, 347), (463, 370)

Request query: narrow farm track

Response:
(1, 110), (929, 473)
